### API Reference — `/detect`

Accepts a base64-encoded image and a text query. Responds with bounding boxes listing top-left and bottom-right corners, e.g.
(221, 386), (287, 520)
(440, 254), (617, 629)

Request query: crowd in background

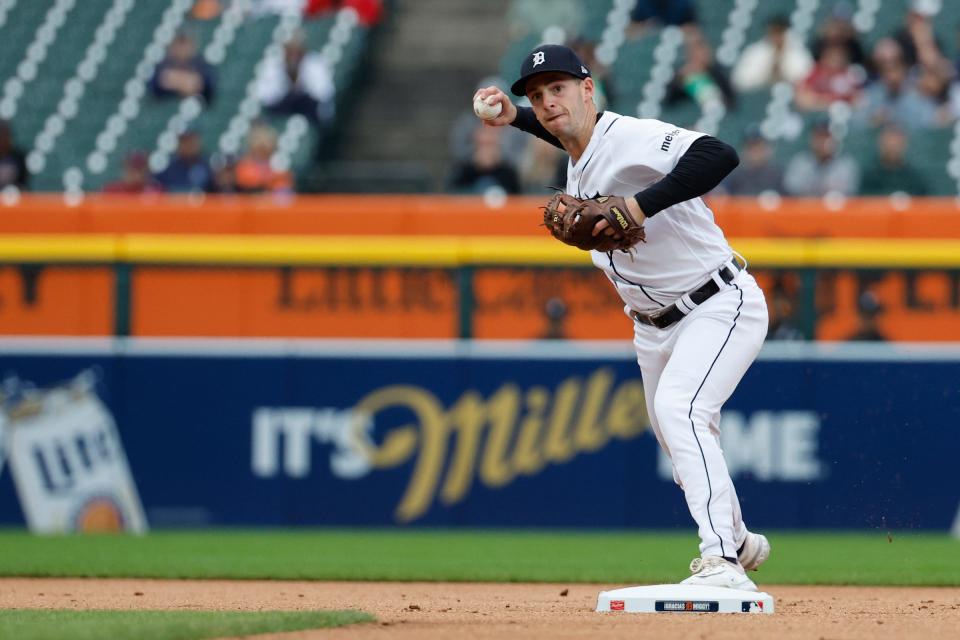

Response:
(447, 0), (957, 200)
(0, 0), (954, 202)
(0, 0), (382, 195)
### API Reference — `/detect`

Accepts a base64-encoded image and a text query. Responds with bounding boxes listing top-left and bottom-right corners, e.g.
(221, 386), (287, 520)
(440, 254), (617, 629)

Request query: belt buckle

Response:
(645, 306), (673, 328)
(648, 307), (670, 323)
(633, 309), (655, 326)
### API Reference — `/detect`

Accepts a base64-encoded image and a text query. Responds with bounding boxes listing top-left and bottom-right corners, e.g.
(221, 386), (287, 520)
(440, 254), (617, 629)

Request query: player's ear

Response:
(582, 77), (595, 102)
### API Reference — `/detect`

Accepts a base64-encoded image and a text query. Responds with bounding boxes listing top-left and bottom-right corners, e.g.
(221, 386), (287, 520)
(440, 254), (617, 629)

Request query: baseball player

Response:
(475, 44), (770, 591)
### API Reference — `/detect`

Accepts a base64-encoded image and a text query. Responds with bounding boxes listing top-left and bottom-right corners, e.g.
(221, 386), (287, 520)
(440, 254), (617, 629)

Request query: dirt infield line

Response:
(1, 578), (958, 639)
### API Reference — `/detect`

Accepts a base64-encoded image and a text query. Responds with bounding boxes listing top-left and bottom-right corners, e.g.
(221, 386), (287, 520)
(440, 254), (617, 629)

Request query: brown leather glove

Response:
(542, 192), (646, 252)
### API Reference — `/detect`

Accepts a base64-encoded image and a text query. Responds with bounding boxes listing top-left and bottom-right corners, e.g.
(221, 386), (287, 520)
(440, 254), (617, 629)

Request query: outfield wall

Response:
(0, 339), (956, 531)
(2, 195), (960, 341)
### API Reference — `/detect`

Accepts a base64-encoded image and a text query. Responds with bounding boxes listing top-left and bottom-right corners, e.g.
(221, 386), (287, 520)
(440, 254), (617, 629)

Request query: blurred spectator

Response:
(256, 30), (335, 125)
(810, 2), (866, 69)
(893, 0), (945, 68)
(304, 0), (384, 26)
(784, 121), (859, 196)
(859, 125), (929, 195)
(150, 29), (215, 103)
(191, 0), (222, 20)
(954, 23), (960, 77)
(721, 129), (783, 195)
(209, 152), (239, 194)
(915, 60), (957, 126)
(0, 119), (29, 190)
(540, 298), (568, 340)
(103, 152), (163, 194)
(571, 38), (614, 110)
(794, 41), (864, 111)
(630, 0), (697, 29)
(235, 122), (294, 194)
(153, 129), (214, 193)
(508, 0), (583, 41)
(854, 41), (942, 129)
(450, 77), (527, 170)
(847, 291), (886, 341)
(449, 125), (521, 194)
(732, 15), (813, 91)
(767, 280), (805, 341)
(667, 32), (734, 110)
(519, 137), (567, 194)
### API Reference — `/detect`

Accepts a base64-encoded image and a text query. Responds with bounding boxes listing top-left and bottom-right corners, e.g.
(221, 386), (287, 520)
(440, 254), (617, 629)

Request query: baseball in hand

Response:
(473, 95), (503, 120)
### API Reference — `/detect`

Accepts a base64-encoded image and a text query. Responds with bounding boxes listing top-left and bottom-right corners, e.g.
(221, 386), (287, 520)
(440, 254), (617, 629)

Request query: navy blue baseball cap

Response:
(510, 44), (591, 96)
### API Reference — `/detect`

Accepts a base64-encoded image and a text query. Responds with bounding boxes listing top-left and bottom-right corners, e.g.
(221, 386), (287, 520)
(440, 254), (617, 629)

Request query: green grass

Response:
(0, 529), (956, 586)
(0, 609), (373, 640)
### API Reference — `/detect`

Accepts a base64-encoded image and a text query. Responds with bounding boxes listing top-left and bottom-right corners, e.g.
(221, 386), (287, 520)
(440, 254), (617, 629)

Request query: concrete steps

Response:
(329, 0), (513, 191)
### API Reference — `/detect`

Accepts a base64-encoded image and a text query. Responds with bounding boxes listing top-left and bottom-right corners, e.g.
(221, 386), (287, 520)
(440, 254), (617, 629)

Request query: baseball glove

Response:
(542, 192), (646, 252)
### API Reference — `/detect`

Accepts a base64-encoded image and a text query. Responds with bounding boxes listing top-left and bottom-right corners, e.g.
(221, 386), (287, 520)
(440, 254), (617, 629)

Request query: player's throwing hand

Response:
(472, 86), (517, 127)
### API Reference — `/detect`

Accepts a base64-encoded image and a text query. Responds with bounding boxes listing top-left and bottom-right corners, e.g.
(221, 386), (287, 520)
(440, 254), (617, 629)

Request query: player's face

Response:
(525, 73), (593, 138)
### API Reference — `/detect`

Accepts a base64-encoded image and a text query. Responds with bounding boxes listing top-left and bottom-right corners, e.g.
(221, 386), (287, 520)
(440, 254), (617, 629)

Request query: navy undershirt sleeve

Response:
(509, 106), (563, 149)
(510, 109), (738, 214)
(633, 136), (739, 217)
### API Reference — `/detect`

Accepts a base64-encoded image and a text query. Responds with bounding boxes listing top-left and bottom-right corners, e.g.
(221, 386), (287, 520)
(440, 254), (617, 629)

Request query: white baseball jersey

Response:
(566, 111), (733, 311)
(561, 110), (770, 565)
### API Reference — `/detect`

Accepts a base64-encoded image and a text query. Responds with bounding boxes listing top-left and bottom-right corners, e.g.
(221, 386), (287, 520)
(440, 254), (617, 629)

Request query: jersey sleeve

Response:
(615, 119), (706, 178)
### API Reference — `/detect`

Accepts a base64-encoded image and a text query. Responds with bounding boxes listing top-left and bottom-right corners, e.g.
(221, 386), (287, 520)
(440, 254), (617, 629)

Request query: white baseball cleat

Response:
(680, 556), (758, 592)
(738, 532), (771, 572)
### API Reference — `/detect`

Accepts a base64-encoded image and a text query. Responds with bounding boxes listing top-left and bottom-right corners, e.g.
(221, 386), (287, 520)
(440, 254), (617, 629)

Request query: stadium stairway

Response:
(317, 0), (512, 192)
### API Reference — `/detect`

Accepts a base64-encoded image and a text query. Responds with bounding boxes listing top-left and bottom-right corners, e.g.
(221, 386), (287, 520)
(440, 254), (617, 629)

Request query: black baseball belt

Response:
(631, 257), (745, 330)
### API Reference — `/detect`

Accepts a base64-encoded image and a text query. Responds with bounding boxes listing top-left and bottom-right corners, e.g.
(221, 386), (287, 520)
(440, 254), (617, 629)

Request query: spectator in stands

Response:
(103, 152), (163, 194)
(854, 41), (943, 129)
(859, 125), (929, 196)
(153, 129), (214, 193)
(0, 119), (29, 191)
(893, 0), (946, 68)
(450, 77), (527, 172)
(720, 128), (783, 195)
(191, 0), (222, 20)
(846, 291), (886, 341)
(449, 125), (521, 195)
(629, 0), (697, 31)
(540, 298), (568, 340)
(304, 0), (384, 27)
(571, 37), (614, 110)
(235, 121), (294, 194)
(954, 22), (960, 78)
(794, 41), (865, 111)
(810, 2), (866, 69)
(257, 30), (335, 126)
(519, 137), (567, 194)
(150, 29), (215, 104)
(767, 280), (805, 341)
(784, 121), (859, 196)
(732, 15), (813, 92)
(667, 31), (735, 110)
(508, 0), (583, 41)
(209, 152), (239, 194)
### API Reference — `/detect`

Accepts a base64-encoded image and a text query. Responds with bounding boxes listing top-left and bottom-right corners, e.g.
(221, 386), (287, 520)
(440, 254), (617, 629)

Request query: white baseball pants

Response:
(633, 270), (768, 560)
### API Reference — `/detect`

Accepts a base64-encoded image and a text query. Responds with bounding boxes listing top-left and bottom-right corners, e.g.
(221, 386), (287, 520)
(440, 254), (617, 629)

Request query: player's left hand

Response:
(543, 193), (646, 252)
(593, 198), (646, 238)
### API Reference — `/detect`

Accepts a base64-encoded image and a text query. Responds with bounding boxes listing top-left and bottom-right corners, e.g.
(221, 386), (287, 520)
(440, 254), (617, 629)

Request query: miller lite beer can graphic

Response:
(0, 371), (148, 534)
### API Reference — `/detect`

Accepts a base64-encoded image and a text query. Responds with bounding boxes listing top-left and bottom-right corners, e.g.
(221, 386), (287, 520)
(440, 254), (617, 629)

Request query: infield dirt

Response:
(1, 578), (958, 639)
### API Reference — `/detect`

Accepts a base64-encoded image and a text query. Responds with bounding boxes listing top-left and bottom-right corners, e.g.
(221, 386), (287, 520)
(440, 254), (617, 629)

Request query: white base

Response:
(597, 584), (774, 614)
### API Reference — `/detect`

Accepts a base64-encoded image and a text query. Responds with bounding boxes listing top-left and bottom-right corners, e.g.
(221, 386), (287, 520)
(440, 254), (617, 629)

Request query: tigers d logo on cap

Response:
(511, 44), (591, 96)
